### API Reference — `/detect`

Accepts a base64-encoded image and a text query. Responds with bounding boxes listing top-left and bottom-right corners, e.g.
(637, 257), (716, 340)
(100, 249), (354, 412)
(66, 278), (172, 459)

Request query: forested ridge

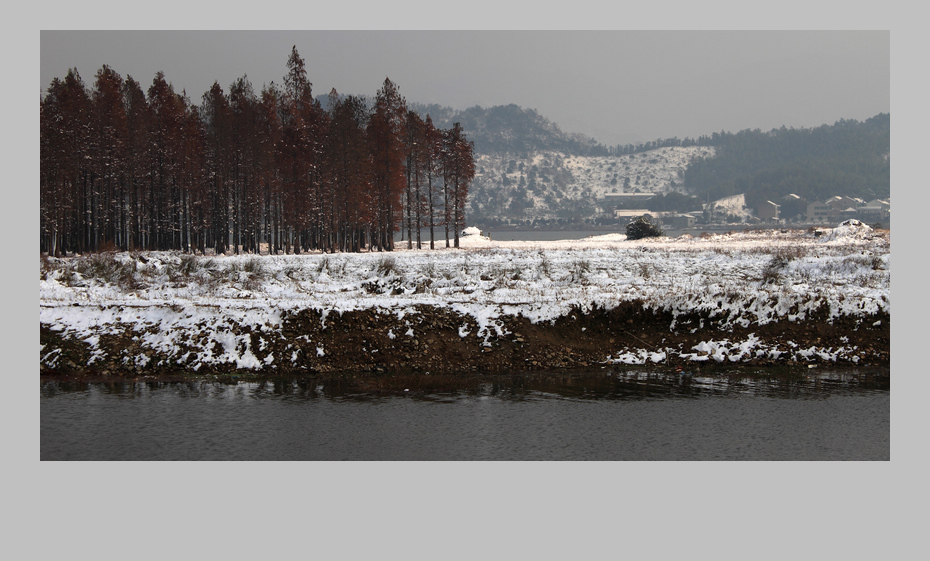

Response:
(398, 102), (889, 227)
(407, 103), (609, 157)
(40, 47), (475, 256)
(683, 114), (890, 210)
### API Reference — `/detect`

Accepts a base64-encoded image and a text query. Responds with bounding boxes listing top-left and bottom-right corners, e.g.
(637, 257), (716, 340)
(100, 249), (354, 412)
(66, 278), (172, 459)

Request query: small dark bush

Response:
(375, 256), (399, 277)
(242, 257), (264, 275)
(40, 254), (58, 279)
(70, 253), (141, 289)
(761, 255), (789, 284)
(625, 215), (664, 240)
(177, 254), (201, 277)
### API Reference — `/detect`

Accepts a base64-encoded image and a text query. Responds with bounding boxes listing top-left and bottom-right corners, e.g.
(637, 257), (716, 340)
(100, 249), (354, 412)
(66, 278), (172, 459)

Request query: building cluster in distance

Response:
(603, 192), (890, 230)
(755, 194), (890, 226)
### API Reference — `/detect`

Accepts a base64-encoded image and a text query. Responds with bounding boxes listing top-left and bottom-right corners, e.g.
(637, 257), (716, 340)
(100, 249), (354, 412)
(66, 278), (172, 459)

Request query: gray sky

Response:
(40, 30), (889, 147)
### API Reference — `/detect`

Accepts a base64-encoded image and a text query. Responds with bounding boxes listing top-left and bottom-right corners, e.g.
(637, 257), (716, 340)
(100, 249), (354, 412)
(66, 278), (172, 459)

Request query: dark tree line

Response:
(607, 136), (712, 156)
(682, 114), (890, 208)
(40, 47), (475, 256)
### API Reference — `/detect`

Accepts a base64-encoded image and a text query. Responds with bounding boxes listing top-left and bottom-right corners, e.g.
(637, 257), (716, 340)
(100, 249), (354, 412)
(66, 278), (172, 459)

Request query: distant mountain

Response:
(409, 102), (609, 157)
(408, 102), (713, 228)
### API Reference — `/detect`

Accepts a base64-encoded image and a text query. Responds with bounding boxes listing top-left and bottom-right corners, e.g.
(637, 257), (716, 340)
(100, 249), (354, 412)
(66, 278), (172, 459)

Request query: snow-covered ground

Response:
(39, 221), (889, 371)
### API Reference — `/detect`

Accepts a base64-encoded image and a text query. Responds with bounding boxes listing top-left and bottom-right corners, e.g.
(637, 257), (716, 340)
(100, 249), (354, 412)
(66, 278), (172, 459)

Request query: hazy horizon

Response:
(40, 30), (889, 147)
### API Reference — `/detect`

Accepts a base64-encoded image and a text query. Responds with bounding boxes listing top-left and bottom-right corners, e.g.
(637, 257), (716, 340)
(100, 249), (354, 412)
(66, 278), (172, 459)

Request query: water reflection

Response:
(41, 367), (889, 402)
(40, 367), (890, 461)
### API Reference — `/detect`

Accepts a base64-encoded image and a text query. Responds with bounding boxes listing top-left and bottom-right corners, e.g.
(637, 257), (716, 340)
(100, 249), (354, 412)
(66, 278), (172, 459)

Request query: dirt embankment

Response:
(39, 301), (889, 381)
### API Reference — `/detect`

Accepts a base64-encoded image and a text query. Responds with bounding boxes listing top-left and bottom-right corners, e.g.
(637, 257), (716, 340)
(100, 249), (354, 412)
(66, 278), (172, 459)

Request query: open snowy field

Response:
(39, 221), (889, 373)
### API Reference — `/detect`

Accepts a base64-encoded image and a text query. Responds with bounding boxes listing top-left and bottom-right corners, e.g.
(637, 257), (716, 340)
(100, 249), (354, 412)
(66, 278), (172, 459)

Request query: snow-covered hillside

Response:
(562, 146), (715, 197)
(469, 146), (714, 223)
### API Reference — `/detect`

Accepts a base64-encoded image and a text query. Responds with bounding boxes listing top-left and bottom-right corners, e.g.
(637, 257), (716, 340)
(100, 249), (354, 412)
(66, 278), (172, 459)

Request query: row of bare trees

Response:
(40, 47), (475, 256)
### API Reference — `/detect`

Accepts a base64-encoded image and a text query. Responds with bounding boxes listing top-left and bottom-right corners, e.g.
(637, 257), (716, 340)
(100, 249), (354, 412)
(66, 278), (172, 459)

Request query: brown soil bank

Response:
(39, 302), (889, 380)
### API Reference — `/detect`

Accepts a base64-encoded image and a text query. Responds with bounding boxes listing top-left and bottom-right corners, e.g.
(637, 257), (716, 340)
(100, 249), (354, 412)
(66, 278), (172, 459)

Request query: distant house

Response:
(807, 201), (835, 223)
(840, 207), (860, 221)
(806, 196), (887, 224)
(603, 193), (656, 206)
(825, 195), (864, 212)
(758, 200), (780, 222)
(613, 209), (653, 220)
(778, 193), (806, 222)
(664, 213), (697, 229)
(856, 199), (891, 223)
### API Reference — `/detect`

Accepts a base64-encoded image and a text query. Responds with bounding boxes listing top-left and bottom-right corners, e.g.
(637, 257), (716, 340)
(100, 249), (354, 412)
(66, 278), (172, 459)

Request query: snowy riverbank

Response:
(39, 221), (890, 376)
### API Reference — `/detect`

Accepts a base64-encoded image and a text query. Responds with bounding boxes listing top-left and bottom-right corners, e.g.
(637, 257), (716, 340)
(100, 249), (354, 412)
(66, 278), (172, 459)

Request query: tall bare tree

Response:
(367, 78), (407, 251)
(442, 122), (476, 248)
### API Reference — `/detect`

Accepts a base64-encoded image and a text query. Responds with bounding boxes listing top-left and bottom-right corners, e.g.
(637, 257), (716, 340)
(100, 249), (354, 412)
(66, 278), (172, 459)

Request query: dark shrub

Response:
(625, 215), (664, 240)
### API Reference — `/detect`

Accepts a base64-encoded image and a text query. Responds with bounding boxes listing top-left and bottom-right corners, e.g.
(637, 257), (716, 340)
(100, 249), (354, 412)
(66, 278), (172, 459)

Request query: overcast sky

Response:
(40, 30), (888, 146)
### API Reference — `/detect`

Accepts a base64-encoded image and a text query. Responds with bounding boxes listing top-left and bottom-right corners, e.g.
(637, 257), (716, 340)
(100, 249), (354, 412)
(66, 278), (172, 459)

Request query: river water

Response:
(40, 368), (889, 461)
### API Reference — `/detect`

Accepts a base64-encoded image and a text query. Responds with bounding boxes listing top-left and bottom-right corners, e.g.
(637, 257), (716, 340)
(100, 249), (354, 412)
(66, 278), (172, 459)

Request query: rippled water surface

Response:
(40, 369), (889, 460)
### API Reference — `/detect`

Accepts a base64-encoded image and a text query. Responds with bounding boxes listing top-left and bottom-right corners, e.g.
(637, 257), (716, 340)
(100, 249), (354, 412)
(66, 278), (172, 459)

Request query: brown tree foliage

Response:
(39, 48), (476, 256)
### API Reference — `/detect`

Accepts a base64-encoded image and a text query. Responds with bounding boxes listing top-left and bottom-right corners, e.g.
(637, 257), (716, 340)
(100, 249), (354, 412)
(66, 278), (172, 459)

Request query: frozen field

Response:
(39, 221), (889, 371)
